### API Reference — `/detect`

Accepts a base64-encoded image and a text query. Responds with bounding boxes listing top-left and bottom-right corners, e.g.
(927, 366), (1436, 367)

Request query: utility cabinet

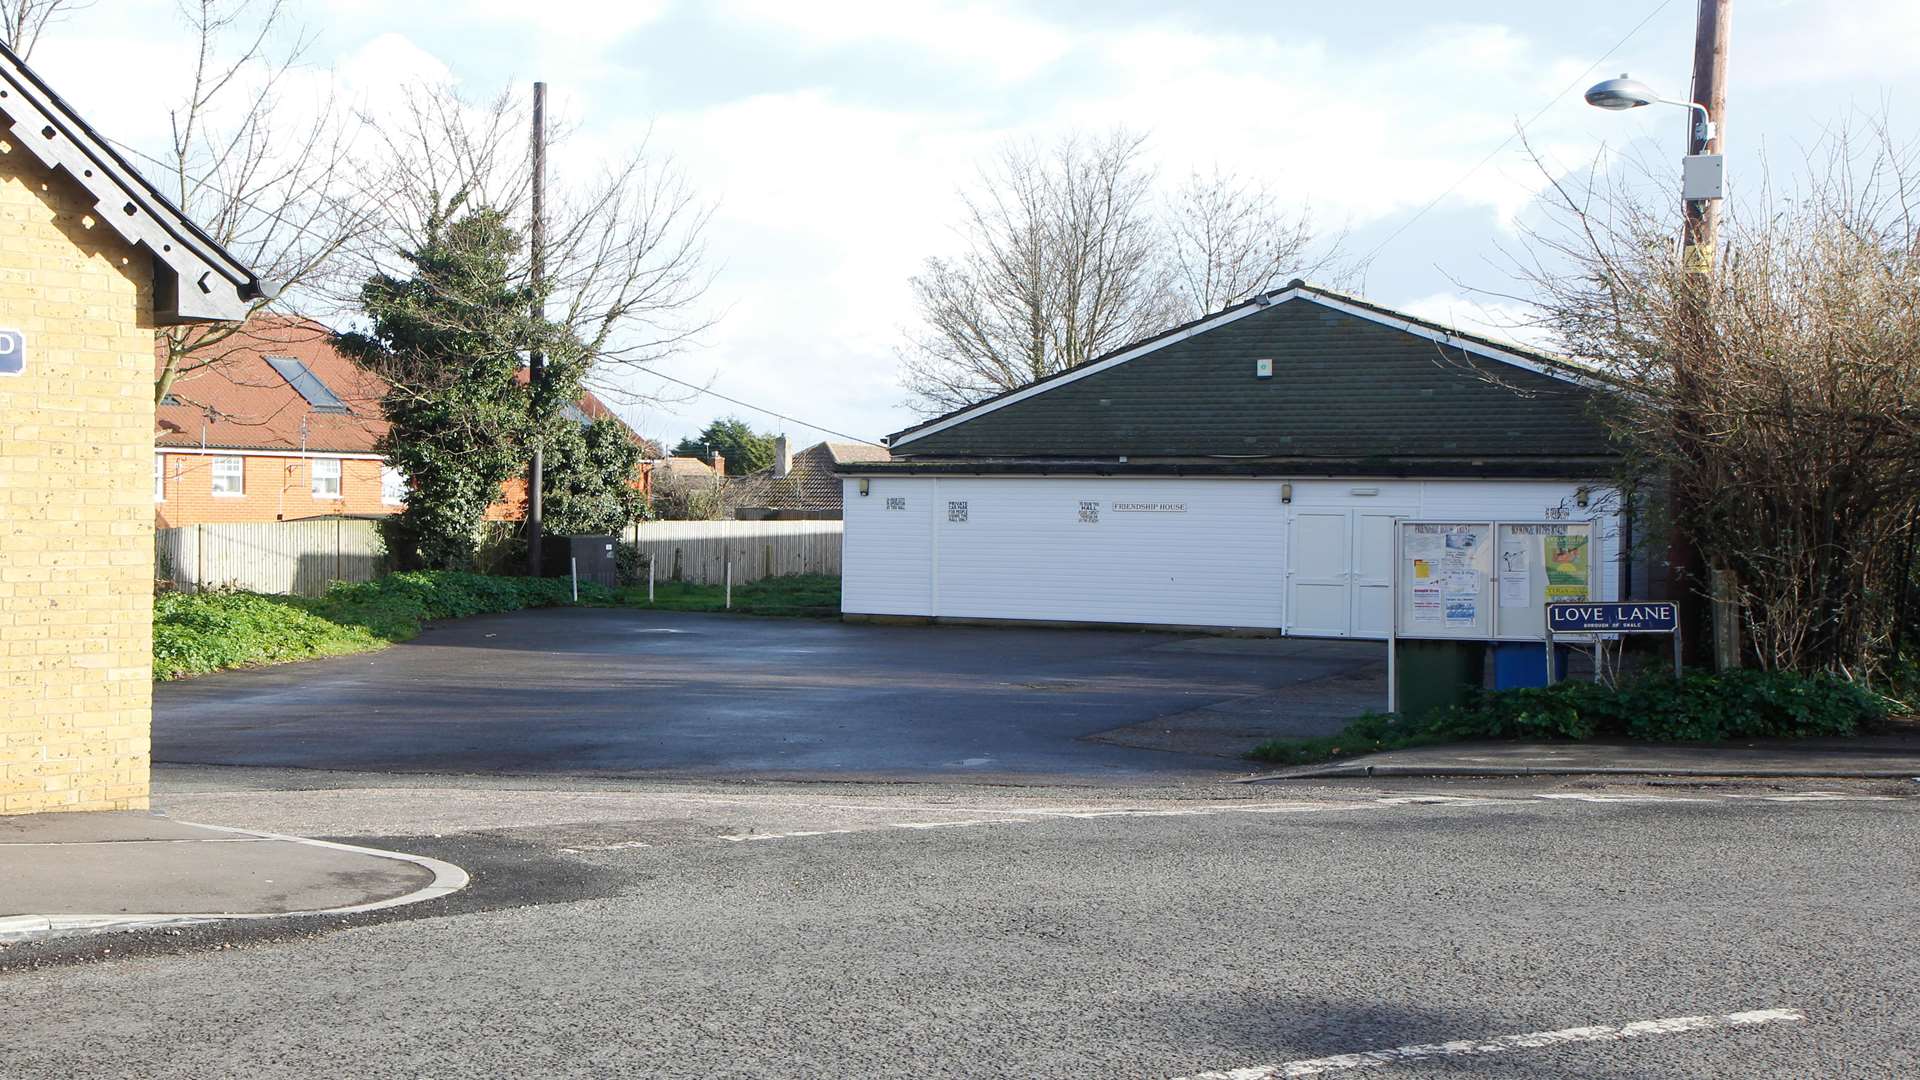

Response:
(542, 534), (619, 589)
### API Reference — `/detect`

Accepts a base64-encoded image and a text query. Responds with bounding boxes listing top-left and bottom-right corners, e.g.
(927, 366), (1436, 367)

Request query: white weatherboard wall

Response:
(842, 476), (1620, 638)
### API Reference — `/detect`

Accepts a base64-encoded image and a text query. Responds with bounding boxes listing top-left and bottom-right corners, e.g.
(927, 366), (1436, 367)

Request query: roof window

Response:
(265, 355), (349, 413)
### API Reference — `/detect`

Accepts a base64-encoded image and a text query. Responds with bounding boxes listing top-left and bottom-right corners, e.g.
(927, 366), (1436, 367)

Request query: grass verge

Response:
(1248, 670), (1894, 766)
(615, 574), (841, 617)
(154, 571), (615, 680)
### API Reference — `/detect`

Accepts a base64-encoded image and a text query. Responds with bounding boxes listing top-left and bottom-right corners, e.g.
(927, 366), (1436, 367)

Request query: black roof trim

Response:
(0, 40), (267, 322)
(835, 456), (1615, 481)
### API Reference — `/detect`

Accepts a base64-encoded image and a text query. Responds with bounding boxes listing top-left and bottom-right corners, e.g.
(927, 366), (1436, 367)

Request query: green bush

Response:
(1249, 670), (1891, 765)
(154, 571), (617, 680)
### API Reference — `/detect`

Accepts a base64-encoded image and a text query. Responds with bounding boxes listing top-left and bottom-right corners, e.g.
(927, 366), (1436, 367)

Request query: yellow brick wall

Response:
(0, 140), (157, 814)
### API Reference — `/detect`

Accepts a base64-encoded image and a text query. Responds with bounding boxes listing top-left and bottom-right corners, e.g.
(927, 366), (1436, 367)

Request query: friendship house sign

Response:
(1111, 501), (1187, 513)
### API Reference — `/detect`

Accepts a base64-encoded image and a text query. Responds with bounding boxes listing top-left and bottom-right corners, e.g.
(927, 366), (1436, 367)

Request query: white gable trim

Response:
(889, 288), (1590, 449)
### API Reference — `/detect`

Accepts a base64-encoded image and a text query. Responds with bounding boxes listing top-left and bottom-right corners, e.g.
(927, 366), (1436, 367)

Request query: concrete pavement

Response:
(1256, 729), (1920, 781)
(0, 811), (466, 942)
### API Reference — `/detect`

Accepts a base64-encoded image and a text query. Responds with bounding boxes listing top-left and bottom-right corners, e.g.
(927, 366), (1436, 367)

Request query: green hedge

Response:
(154, 571), (616, 680)
(1249, 670), (1892, 766)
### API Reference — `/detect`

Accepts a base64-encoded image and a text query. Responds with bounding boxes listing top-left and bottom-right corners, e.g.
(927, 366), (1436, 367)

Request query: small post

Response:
(648, 558), (655, 605)
(1386, 522), (1399, 714)
(1544, 622), (1556, 687)
(725, 561), (732, 610)
(1673, 620), (1685, 681)
(570, 556), (578, 603)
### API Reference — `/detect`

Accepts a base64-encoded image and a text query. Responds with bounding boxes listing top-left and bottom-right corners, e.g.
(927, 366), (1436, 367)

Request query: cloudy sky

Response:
(27, 0), (1920, 447)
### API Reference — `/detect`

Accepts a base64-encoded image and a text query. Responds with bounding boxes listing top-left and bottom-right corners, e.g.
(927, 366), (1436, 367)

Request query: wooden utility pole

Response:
(526, 80), (548, 578)
(1671, 0), (1732, 666)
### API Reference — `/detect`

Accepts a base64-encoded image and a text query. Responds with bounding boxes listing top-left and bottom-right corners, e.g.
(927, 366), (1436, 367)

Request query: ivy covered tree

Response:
(542, 415), (647, 535)
(341, 206), (585, 569)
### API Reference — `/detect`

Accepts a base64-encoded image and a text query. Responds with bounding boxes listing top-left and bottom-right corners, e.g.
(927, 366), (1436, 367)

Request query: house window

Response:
(154, 454), (165, 501)
(381, 464), (407, 506)
(210, 455), (244, 496)
(311, 457), (342, 498)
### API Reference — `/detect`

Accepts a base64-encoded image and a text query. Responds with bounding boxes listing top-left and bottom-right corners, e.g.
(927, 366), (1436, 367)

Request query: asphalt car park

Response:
(154, 608), (1384, 781)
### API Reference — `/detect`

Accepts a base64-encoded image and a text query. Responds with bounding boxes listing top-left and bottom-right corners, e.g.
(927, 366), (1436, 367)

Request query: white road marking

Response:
(717, 829), (858, 843)
(1536, 793), (1711, 803)
(1718, 792), (1900, 802)
(558, 840), (654, 853)
(889, 819), (1028, 830)
(1174, 1008), (1805, 1079)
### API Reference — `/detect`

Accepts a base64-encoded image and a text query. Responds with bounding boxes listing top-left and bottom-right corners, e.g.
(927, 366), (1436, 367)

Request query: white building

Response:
(840, 283), (1641, 638)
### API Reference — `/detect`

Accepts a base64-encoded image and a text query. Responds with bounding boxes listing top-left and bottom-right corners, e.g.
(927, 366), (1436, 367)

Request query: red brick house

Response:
(154, 315), (653, 527)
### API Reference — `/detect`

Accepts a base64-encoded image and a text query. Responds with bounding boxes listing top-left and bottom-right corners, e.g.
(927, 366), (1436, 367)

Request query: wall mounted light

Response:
(858, 478), (870, 497)
(1575, 487), (1590, 509)
(1280, 482), (1293, 504)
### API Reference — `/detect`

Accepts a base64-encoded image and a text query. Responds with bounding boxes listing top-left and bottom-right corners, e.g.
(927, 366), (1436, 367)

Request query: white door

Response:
(1286, 511), (1352, 637)
(1351, 510), (1406, 638)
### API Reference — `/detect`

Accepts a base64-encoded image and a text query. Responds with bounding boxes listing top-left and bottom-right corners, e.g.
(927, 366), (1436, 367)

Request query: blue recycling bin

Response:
(1491, 642), (1569, 690)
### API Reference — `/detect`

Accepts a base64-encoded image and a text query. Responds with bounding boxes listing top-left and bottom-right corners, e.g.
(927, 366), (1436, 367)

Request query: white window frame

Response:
(310, 456), (342, 499)
(210, 455), (245, 497)
(381, 464), (407, 506)
(154, 454), (165, 502)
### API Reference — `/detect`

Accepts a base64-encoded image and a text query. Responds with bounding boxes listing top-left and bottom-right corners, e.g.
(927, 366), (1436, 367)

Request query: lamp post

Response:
(1582, 0), (1733, 669)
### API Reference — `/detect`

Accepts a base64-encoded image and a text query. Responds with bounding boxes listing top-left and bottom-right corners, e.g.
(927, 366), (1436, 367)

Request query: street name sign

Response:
(1546, 601), (1679, 634)
(0, 329), (22, 376)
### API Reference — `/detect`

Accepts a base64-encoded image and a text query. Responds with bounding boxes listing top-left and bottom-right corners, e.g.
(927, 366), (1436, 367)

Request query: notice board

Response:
(1395, 519), (1596, 641)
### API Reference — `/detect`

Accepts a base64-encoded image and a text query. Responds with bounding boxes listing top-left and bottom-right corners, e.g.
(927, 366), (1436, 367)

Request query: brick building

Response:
(155, 318), (654, 528)
(0, 42), (269, 814)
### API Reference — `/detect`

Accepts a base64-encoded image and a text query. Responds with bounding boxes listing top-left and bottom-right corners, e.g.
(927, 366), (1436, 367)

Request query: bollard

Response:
(725, 561), (732, 610)
(570, 557), (578, 603)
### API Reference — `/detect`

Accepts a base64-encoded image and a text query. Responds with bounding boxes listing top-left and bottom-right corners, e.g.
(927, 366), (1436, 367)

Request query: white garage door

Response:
(1285, 508), (1408, 638)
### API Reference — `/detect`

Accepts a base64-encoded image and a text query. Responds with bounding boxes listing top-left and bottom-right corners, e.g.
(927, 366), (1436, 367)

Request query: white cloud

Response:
(711, 0), (1073, 83)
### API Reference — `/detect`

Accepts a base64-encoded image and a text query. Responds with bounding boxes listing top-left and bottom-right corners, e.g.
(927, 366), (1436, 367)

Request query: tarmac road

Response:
(2, 768), (1913, 1079)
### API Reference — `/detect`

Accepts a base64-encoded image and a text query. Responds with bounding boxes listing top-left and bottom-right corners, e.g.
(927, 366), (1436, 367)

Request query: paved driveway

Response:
(155, 609), (1384, 781)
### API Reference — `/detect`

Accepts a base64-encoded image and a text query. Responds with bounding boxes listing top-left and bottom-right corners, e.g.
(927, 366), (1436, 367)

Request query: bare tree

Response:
(1164, 167), (1350, 316)
(1513, 123), (1920, 679)
(0, 0), (87, 57)
(133, 0), (377, 407)
(900, 130), (1175, 415)
(349, 83), (715, 402)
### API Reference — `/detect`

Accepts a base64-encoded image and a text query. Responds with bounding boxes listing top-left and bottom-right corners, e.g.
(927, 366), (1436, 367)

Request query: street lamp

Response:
(1583, 74), (1716, 144)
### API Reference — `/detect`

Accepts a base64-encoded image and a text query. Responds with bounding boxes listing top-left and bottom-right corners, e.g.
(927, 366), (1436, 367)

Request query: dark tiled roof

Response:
(731, 441), (890, 512)
(887, 284), (1614, 461)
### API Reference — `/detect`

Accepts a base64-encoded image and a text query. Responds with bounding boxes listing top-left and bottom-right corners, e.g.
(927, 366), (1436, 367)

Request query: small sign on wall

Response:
(0, 329), (23, 376)
(947, 500), (968, 523)
(885, 497), (907, 511)
(1112, 502), (1186, 513)
(1078, 500), (1100, 524)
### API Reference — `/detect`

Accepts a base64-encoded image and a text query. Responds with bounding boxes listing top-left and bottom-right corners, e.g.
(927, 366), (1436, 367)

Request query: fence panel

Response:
(157, 518), (388, 596)
(626, 520), (842, 584)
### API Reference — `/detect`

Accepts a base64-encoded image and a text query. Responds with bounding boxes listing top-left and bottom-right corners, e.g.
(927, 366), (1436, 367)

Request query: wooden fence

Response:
(626, 520), (842, 584)
(157, 518), (387, 596)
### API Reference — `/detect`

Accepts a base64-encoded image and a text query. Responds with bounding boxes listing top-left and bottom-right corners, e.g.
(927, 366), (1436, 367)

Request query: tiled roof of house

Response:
(156, 316), (388, 453)
(731, 441), (891, 512)
(155, 315), (655, 454)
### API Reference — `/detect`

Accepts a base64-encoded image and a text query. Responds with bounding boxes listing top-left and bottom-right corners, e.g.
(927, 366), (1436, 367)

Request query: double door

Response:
(1285, 508), (1406, 638)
